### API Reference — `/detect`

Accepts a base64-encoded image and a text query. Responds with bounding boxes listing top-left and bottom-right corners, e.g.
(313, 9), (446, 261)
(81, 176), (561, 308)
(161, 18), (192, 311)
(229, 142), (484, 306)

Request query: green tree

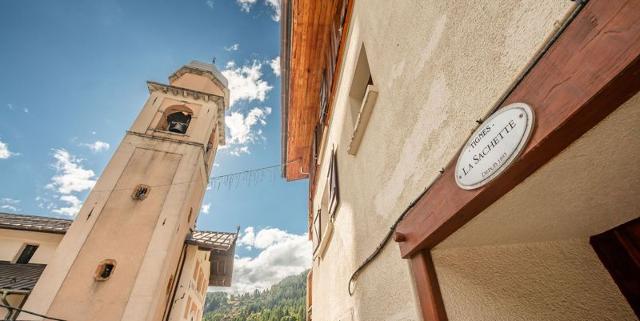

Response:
(203, 270), (308, 321)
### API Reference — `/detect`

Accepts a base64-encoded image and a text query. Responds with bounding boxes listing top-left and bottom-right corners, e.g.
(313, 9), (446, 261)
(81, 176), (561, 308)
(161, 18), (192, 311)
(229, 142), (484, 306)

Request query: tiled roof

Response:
(186, 230), (238, 251)
(0, 212), (238, 250)
(0, 213), (238, 289)
(0, 212), (71, 234)
(0, 261), (46, 291)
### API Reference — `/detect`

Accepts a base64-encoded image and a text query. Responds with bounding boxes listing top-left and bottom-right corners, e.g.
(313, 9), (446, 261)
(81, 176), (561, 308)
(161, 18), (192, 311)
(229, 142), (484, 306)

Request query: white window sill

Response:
(314, 220), (334, 260)
(348, 85), (378, 155)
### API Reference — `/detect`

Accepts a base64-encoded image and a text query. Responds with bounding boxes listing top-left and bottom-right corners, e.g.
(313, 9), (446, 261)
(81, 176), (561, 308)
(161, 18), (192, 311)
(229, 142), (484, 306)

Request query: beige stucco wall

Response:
(432, 239), (636, 321)
(309, 1), (575, 320)
(0, 229), (63, 264)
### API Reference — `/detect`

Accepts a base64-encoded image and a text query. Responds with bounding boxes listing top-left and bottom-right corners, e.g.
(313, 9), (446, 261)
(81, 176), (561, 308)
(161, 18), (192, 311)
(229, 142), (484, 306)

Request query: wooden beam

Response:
(396, 0), (640, 258)
(410, 251), (448, 321)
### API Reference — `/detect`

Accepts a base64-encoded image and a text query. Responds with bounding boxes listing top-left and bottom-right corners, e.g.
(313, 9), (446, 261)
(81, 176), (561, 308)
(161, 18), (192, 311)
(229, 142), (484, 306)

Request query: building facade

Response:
(280, 0), (640, 320)
(0, 61), (237, 321)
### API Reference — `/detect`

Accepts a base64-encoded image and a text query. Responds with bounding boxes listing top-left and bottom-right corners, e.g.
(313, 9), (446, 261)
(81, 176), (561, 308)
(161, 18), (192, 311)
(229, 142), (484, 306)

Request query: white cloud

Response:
(6, 103), (29, 113)
(269, 56), (280, 77)
(226, 107), (271, 145)
(224, 43), (240, 51)
(82, 140), (110, 152)
(229, 146), (250, 156)
(45, 149), (96, 216)
(206, 0), (214, 9)
(265, 0), (281, 21)
(224, 107), (271, 156)
(236, 0), (256, 12)
(47, 149), (96, 194)
(222, 60), (272, 106)
(227, 227), (311, 293)
(0, 198), (21, 212)
(235, 0), (279, 21)
(0, 139), (16, 159)
(237, 226), (256, 249)
(53, 195), (83, 216)
(201, 203), (211, 214)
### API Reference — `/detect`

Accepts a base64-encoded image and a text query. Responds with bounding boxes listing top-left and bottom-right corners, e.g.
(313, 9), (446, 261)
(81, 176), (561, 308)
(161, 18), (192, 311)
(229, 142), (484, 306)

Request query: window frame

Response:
(327, 150), (340, 218)
(14, 243), (39, 264)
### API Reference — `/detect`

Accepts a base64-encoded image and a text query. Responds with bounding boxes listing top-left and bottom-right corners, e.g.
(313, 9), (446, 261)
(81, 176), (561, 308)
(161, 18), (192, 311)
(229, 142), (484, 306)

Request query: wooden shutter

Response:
(328, 150), (340, 217)
(313, 209), (322, 254)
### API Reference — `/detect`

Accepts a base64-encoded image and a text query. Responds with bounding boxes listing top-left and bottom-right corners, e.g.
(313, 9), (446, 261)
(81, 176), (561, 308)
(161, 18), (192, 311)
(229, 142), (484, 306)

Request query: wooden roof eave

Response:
(280, 0), (354, 181)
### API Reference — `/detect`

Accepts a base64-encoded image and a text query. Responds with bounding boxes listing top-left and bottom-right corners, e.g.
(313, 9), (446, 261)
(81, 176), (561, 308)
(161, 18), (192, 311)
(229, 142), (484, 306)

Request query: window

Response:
(327, 150), (340, 217)
(319, 70), (330, 125)
(95, 259), (116, 281)
(313, 150), (340, 258)
(347, 44), (377, 155)
(166, 112), (191, 134)
(156, 105), (193, 135)
(131, 184), (150, 200)
(312, 209), (322, 254)
(15, 244), (38, 264)
(349, 45), (372, 125)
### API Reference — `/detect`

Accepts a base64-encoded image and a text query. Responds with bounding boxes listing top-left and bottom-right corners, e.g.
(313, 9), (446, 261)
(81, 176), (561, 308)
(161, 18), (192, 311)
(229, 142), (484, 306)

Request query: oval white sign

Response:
(455, 103), (535, 190)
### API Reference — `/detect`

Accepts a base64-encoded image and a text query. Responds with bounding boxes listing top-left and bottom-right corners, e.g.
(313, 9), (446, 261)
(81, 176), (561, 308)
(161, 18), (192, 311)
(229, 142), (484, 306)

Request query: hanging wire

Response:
(85, 159), (301, 193)
(0, 302), (66, 321)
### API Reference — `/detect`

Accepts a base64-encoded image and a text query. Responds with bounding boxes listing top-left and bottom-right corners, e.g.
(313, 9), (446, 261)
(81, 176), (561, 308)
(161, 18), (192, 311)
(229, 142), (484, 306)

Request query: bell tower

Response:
(21, 61), (229, 321)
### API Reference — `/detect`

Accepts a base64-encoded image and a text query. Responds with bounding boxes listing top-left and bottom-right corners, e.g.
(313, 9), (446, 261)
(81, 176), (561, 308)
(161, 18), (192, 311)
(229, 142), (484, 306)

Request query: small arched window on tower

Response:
(131, 184), (150, 201)
(156, 106), (193, 135)
(95, 259), (116, 281)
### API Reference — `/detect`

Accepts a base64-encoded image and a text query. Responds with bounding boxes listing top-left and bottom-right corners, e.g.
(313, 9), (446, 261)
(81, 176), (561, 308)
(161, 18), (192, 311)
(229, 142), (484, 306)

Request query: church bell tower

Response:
(21, 61), (229, 321)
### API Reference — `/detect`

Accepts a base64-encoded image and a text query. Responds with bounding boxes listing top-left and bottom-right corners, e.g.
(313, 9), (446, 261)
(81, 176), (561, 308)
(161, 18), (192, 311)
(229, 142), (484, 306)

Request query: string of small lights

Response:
(85, 159), (301, 194)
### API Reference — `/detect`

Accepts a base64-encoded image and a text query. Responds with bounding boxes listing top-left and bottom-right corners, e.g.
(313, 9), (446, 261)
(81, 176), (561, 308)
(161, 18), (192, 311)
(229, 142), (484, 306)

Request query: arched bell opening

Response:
(157, 106), (193, 135)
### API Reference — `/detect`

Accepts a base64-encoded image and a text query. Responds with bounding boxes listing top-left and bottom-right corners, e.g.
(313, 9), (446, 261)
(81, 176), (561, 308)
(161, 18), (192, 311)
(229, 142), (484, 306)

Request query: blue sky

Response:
(0, 0), (310, 292)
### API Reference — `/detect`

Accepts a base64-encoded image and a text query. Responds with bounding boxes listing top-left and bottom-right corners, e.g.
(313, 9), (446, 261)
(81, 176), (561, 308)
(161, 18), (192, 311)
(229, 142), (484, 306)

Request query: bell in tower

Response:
(166, 111), (192, 134)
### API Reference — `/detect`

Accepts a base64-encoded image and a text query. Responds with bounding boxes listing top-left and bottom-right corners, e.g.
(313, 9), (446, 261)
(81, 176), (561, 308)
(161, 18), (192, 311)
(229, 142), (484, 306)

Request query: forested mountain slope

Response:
(203, 271), (307, 321)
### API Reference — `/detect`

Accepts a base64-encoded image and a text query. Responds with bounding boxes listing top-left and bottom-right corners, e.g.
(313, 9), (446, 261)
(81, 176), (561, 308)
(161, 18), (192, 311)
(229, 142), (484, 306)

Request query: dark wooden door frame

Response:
(394, 0), (640, 319)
